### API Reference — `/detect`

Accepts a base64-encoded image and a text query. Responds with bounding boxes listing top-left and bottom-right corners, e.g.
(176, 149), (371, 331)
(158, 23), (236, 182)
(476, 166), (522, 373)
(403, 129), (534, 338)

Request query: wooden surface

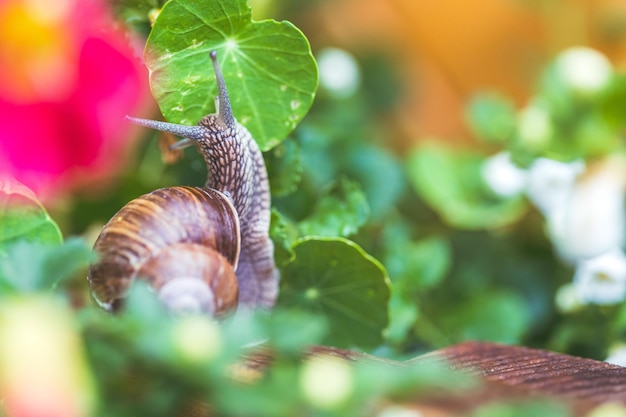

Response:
(305, 342), (626, 415)
(185, 341), (626, 416)
(412, 341), (626, 415)
(435, 341), (626, 402)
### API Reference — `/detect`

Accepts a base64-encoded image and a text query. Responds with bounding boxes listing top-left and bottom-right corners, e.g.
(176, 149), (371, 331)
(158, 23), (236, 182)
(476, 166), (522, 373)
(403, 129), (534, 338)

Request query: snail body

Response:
(88, 51), (278, 315)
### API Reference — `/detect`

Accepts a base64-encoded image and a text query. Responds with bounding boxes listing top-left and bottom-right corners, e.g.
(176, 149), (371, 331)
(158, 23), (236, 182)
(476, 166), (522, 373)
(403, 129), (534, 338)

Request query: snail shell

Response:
(89, 186), (240, 316)
(87, 51), (279, 316)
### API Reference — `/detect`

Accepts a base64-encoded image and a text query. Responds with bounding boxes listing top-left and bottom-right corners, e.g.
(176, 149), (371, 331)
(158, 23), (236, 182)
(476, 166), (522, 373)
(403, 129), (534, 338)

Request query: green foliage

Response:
(386, 235), (451, 291)
(0, 181), (91, 296)
(8, 1), (626, 415)
(466, 52), (626, 164)
(438, 290), (530, 344)
(384, 234), (451, 345)
(269, 208), (296, 267)
(406, 143), (528, 229)
(0, 181), (62, 251)
(278, 237), (390, 349)
(145, 0), (318, 150)
(298, 177), (369, 238)
(265, 137), (303, 196)
(0, 239), (93, 296)
(111, 0), (162, 35)
(469, 400), (570, 417)
(466, 93), (517, 144)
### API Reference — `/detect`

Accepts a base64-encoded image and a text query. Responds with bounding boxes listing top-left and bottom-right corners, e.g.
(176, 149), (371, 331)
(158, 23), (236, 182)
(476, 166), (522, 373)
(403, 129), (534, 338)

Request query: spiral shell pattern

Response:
(88, 186), (240, 315)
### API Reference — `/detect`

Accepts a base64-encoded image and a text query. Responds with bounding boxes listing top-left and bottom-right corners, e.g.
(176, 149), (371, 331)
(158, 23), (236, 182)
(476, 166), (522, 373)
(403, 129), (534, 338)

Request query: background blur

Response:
(270, 0), (626, 144)
(6, 2), (626, 416)
(33, 0), (626, 360)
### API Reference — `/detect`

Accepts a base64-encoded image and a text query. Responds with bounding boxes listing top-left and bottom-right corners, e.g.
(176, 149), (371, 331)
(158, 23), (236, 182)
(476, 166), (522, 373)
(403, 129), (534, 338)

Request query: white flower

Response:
(573, 249), (626, 305)
(606, 344), (626, 367)
(317, 47), (361, 98)
(554, 283), (583, 313)
(526, 157), (585, 216)
(555, 47), (613, 96)
(481, 152), (527, 198)
(547, 158), (625, 260)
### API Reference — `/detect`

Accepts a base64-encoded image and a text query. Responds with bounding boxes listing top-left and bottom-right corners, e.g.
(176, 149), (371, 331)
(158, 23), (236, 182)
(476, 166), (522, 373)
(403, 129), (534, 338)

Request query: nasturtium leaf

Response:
(0, 238), (92, 295)
(278, 237), (390, 349)
(298, 178), (369, 238)
(145, 0), (318, 150)
(0, 179), (62, 252)
(406, 144), (527, 230)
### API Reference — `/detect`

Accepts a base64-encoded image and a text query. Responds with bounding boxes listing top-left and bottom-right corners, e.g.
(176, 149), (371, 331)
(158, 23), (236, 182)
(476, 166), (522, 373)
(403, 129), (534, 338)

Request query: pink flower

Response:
(0, 0), (147, 200)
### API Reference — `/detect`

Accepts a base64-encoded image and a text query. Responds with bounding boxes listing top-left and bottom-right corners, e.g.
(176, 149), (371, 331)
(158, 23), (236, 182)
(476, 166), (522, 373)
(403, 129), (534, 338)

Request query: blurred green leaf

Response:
(265, 138), (303, 196)
(345, 144), (405, 220)
(384, 236), (451, 346)
(466, 94), (517, 144)
(355, 358), (475, 400)
(298, 177), (369, 238)
(600, 75), (626, 128)
(512, 51), (624, 163)
(270, 209), (297, 267)
(437, 290), (530, 344)
(406, 144), (527, 230)
(569, 112), (621, 158)
(146, 0), (318, 150)
(386, 236), (451, 291)
(122, 280), (170, 325)
(0, 181), (62, 251)
(0, 238), (92, 295)
(111, 0), (160, 33)
(262, 309), (327, 354)
(385, 295), (419, 346)
(214, 365), (302, 417)
(469, 400), (570, 417)
(278, 237), (389, 349)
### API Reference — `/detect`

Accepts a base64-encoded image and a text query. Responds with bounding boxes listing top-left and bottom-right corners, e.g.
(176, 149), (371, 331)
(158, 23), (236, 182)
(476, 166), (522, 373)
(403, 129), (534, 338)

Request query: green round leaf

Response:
(0, 180), (62, 251)
(145, 0), (318, 150)
(406, 144), (527, 230)
(277, 237), (390, 349)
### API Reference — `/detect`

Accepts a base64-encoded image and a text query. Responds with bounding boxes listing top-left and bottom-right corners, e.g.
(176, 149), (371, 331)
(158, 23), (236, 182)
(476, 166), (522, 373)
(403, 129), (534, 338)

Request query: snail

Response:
(88, 51), (279, 316)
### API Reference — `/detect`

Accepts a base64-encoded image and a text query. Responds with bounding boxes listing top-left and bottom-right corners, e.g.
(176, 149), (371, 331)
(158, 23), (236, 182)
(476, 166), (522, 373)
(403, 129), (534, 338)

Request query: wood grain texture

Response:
(178, 341), (626, 416)
(431, 341), (626, 402)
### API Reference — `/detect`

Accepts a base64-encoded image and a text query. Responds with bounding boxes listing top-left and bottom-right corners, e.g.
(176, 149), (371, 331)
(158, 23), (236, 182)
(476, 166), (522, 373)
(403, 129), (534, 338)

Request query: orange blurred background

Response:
(293, 0), (626, 144)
